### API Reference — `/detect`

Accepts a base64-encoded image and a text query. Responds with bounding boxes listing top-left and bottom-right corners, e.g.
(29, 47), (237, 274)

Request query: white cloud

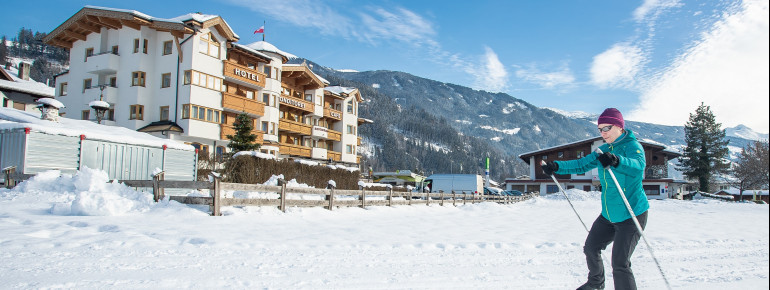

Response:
(633, 0), (683, 22)
(514, 63), (575, 89)
(628, 0), (769, 133)
(359, 7), (437, 47)
(227, 0), (352, 36)
(468, 46), (509, 93)
(589, 43), (646, 89)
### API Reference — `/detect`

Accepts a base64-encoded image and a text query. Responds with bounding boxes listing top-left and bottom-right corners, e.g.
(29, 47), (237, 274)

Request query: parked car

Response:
(484, 187), (505, 196)
(504, 190), (524, 196)
(423, 174), (484, 195)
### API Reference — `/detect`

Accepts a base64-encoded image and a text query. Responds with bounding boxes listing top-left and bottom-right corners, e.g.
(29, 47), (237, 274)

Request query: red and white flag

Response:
(253, 25), (264, 34)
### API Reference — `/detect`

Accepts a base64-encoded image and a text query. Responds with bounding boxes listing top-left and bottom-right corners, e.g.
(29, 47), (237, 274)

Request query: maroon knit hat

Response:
(597, 108), (624, 129)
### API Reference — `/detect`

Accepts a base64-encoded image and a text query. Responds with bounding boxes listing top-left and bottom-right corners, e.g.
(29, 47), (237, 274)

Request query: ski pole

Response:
(595, 148), (672, 290)
(541, 160), (591, 232)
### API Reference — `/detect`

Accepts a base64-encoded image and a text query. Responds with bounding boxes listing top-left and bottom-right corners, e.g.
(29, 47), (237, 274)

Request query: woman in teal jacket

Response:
(541, 108), (649, 290)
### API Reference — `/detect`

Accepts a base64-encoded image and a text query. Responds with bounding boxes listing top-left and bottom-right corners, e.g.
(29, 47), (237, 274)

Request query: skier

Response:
(541, 108), (649, 290)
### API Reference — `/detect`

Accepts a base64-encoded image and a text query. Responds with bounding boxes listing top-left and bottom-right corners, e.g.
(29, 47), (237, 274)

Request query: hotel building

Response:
(44, 6), (365, 165)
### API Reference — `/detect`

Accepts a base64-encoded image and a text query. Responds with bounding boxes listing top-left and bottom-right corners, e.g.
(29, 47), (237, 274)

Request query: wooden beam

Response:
(93, 16), (122, 30)
(174, 36), (183, 63)
(120, 19), (141, 31)
(49, 39), (73, 49)
(74, 21), (101, 34)
(62, 29), (87, 41)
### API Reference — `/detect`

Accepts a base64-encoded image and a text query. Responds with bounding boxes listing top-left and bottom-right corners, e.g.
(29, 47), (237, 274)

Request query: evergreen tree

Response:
(0, 36), (8, 64)
(226, 113), (260, 153)
(677, 102), (730, 192)
(731, 140), (769, 192)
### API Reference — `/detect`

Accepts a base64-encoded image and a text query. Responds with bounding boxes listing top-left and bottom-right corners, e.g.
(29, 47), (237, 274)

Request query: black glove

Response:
(542, 161), (558, 176)
(598, 152), (619, 168)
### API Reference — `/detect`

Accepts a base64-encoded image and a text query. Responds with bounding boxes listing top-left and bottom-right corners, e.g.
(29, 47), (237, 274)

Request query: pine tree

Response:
(0, 36), (8, 64)
(731, 140), (769, 192)
(677, 102), (730, 192)
(226, 113), (260, 153)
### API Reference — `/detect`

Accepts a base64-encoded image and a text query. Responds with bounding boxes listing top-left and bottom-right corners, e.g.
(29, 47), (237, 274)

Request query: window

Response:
(59, 82), (67, 96)
(85, 48), (94, 61)
(305, 94), (313, 102)
(109, 77), (117, 88)
(111, 45), (119, 55)
(82, 79), (92, 93)
(558, 151), (564, 158)
(143, 39), (148, 54)
(577, 150), (585, 158)
(216, 146), (225, 162)
(262, 93), (269, 104)
(263, 65), (271, 78)
(199, 33), (220, 58)
(187, 70), (222, 91)
(347, 100), (354, 113)
(160, 106), (169, 121)
(3, 98), (10, 107)
(133, 39), (140, 53)
(262, 121), (268, 132)
(107, 109), (115, 121)
(162, 40), (173, 55)
(183, 70), (191, 85)
(161, 73), (171, 88)
(130, 105), (144, 120)
(181, 104), (223, 123)
(347, 125), (355, 134)
(546, 185), (559, 194)
(132, 71), (146, 87)
(190, 143), (209, 155)
(346, 145), (354, 154)
(542, 155), (548, 160)
(81, 110), (90, 120)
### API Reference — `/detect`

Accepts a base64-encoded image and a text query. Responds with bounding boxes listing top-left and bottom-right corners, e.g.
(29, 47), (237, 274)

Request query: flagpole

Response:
(262, 21), (265, 41)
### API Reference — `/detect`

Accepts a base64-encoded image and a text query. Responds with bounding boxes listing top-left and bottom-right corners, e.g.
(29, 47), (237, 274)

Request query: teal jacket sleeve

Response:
(553, 152), (601, 175)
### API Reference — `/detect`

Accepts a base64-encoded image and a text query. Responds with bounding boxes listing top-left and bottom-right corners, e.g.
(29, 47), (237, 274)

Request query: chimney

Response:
(18, 62), (31, 81)
(4, 62), (9, 70)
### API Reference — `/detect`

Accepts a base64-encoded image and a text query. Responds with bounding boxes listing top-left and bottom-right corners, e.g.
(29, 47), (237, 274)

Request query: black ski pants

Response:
(583, 211), (648, 290)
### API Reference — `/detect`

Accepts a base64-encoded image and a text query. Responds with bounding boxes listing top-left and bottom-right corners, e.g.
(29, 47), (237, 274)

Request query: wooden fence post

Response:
(463, 192), (467, 205)
(387, 188), (393, 207)
(426, 189), (430, 206)
(452, 191), (456, 206)
(360, 187), (366, 209)
(152, 171), (165, 202)
(326, 183), (335, 211)
(3, 166), (15, 189)
(279, 178), (287, 213)
(407, 190), (412, 205)
(440, 190), (444, 206)
(211, 176), (221, 216)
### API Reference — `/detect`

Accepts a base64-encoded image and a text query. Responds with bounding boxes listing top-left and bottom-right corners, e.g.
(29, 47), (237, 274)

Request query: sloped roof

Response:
(0, 65), (55, 98)
(43, 6), (238, 49)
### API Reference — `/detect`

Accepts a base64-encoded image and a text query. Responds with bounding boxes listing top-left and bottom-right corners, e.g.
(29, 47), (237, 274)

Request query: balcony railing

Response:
(279, 143), (311, 158)
(311, 126), (342, 142)
(223, 61), (266, 88)
(222, 92), (265, 117)
(279, 119), (312, 135)
(323, 107), (342, 121)
(220, 124), (264, 144)
(278, 94), (313, 113)
(85, 51), (120, 74)
(328, 150), (341, 162)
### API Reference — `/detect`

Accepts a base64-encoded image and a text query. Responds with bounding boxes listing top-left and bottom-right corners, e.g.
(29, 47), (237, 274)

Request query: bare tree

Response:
(731, 140), (769, 197)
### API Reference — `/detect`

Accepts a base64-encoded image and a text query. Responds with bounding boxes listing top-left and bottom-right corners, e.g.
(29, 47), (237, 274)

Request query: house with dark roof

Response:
(505, 136), (686, 199)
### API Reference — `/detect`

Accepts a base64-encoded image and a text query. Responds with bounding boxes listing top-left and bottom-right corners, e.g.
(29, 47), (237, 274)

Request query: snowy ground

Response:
(1, 169), (767, 289)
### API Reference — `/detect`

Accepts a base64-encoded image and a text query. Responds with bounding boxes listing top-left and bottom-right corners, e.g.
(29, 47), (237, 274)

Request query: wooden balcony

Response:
(223, 60), (266, 88)
(329, 129), (342, 142)
(279, 143), (311, 158)
(279, 119), (312, 135)
(357, 137), (362, 146)
(220, 124), (264, 144)
(222, 92), (265, 116)
(324, 107), (342, 121)
(328, 151), (341, 162)
(278, 94), (313, 113)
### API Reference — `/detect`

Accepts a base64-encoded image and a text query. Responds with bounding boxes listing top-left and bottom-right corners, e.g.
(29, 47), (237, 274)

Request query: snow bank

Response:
(7, 167), (190, 216)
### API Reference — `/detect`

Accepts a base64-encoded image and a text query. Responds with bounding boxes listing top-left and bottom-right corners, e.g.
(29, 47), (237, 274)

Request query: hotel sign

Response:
(233, 68), (260, 82)
(279, 96), (306, 109)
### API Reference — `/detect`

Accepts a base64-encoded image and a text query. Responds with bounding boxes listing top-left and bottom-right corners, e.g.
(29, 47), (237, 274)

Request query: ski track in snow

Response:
(0, 179), (768, 289)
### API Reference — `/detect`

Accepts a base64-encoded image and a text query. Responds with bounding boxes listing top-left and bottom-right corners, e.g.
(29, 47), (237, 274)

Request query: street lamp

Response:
(89, 84), (110, 124)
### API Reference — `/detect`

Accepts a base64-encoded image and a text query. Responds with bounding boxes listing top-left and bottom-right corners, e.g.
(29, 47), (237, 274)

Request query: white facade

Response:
(46, 6), (365, 165)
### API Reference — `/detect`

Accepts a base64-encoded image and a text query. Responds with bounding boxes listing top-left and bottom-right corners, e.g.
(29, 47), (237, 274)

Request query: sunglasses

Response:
(598, 125), (614, 132)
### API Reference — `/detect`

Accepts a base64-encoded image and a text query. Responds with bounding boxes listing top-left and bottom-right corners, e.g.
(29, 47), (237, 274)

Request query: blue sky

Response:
(2, 0), (768, 133)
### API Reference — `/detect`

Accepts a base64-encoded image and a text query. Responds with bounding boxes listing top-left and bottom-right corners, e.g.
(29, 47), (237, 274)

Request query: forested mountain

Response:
(1, 28), (68, 85)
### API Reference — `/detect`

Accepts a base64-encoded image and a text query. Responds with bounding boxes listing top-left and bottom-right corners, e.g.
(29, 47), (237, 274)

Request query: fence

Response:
(3, 169), (537, 216)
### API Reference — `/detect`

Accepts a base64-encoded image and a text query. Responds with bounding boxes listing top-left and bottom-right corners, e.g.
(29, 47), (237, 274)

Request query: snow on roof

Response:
(88, 100), (109, 109)
(0, 65), (55, 98)
(84, 5), (155, 21)
(0, 107), (193, 151)
(36, 98), (65, 109)
(82, 6), (238, 39)
(244, 41), (297, 59)
(325, 86), (357, 95)
(231, 43), (272, 61)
